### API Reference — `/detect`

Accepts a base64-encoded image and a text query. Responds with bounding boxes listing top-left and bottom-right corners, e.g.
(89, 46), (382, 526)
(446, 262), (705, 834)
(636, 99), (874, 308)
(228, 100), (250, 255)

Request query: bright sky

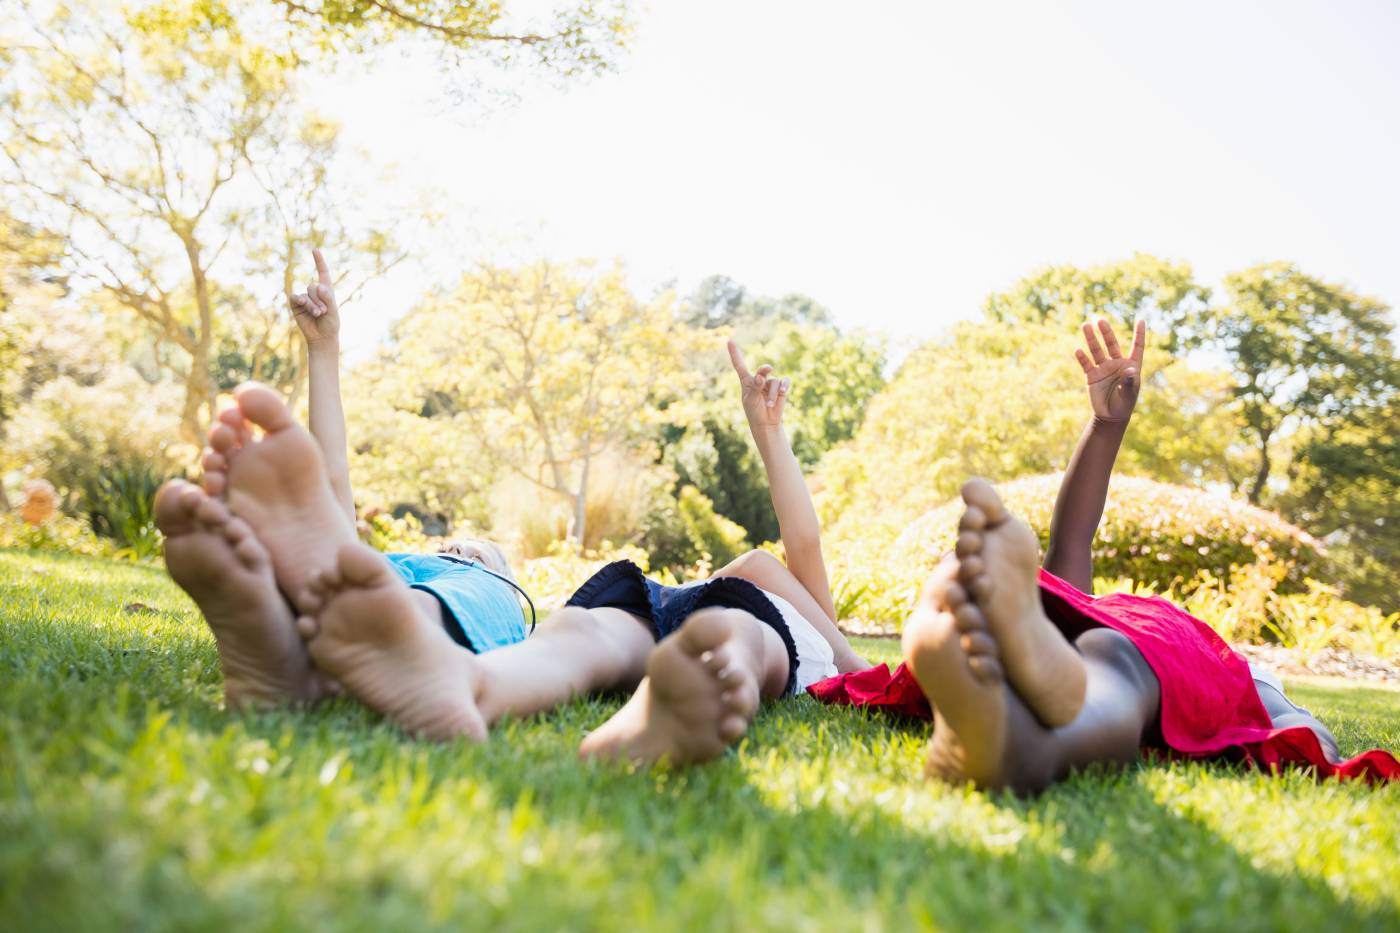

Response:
(319, 0), (1400, 354)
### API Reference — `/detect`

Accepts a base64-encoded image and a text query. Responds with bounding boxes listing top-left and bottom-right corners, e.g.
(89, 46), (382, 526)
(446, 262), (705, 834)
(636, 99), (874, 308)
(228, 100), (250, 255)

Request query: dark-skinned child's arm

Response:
(1042, 318), (1147, 593)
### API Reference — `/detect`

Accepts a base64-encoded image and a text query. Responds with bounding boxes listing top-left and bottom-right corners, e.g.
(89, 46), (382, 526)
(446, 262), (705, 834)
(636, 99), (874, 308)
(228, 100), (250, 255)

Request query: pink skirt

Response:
(809, 570), (1399, 783)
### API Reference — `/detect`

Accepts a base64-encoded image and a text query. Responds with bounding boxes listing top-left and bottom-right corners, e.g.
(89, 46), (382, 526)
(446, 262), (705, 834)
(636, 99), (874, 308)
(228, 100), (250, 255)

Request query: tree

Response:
(1200, 263), (1399, 506)
(268, 0), (633, 78)
(381, 261), (703, 545)
(983, 253), (1210, 350)
(681, 274), (834, 342)
(0, 1), (400, 444)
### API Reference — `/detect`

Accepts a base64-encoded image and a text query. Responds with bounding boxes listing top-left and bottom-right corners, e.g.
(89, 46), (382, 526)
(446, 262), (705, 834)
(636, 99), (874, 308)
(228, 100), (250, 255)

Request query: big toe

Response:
(334, 542), (395, 588)
(675, 609), (735, 660)
(960, 478), (1008, 524)
(154, 480), (204, 535)
(234, 382), (296, 434)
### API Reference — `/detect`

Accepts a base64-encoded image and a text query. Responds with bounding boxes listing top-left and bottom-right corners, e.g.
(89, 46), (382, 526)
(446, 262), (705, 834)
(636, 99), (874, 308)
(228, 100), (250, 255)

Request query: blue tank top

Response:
(384, 553), (530, 653)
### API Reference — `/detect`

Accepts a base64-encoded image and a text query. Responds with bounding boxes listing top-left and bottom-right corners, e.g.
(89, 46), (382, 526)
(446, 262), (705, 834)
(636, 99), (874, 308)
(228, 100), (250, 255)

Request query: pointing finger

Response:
(313, 247), (330, 283)
(726, 338), (752, 380)
(1130, 319), (1147, 363)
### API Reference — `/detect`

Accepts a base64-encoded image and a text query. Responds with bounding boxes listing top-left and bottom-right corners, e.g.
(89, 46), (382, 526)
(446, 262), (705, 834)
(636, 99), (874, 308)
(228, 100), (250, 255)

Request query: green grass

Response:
(2, 550), (1399, 932)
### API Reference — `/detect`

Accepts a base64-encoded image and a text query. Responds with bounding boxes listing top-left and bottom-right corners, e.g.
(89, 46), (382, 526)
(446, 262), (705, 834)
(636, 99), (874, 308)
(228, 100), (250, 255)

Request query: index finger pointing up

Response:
(1130, 318), (1147, 362)
(312, 248), (330, 284)
(727, 338), (751, 380)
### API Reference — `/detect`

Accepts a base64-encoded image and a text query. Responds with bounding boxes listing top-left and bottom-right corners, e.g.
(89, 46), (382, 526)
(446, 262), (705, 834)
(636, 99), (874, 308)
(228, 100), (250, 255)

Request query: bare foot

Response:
(209, 383), (358, 605)
(903, 560), (1052, 793)
(578, 609), (760, 766)
(952, 478), (1086, 727)
(156, 479), (322, 709)
(296, 542), (488, 741)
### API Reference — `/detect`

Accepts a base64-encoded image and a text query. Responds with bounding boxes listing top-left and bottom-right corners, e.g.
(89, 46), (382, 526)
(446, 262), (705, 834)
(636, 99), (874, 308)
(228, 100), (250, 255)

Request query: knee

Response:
(1078, 629), (1157, 697)
(537, 605), (604, 640)
(714, 549), (782, 581)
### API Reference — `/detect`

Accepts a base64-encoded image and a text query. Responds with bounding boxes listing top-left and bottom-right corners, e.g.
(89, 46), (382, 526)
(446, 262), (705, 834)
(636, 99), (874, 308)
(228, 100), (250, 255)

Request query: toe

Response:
(675, 609), (735, 659)
(153, 480), (200, 534)
(960, 629), (999, 659)
(955, 530), (983, 558)
(718, 714), (748, 743)
(222, 517), (250, 543)
(203, 471), (227, 497)
(701, 645), (732, 675)
(295, 589), (324, 616)
(201, 448), (227, 474)
(959, 554), (985, 579)
(334, 542), (394, 588)
(961, 478), (1009, 524)
(952, 603), (985, 634)
(967, 653), (1005, 684)
(296, 615), (320, 639)
(235, 382), (296, 434)
(194, 495), (229, 527)
(208, 422), (238, 454)
(941, 579), (968, 609)
(968, 574), (992, 602)
(959, 505), (987, 531)
(233, 537), (265, 567)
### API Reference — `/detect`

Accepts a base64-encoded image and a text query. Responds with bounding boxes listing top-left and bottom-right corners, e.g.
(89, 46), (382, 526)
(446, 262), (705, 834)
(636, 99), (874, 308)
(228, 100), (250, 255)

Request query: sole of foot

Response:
(903, 562), (1050, 794)
(206, 382), (358, 606)
(155, 479), (322, 709)
(578, 609), (760, 767)
(297, 541), (488, 741)
(950, 478), (1086, 727)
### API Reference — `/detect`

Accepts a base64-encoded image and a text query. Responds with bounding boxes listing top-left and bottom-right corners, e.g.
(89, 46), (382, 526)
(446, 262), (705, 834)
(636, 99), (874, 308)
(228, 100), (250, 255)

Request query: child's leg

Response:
(578, 607), (788, 766)
(713, 549), (868, 672)
(296, 542), (656, 739)
(1254, 678), (1342, 763)
(905, 561), (1160, 794)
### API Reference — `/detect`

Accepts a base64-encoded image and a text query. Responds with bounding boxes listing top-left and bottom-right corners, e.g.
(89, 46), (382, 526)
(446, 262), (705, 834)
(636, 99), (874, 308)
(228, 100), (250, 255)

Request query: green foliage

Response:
(268, 0), (633, 77)
(675, 484), (750, 567)
(983, 253), (1210, 349)
(757, 323), (886, 468)
(79, 462), (168, 561)
(0, 511), (116, 559)
(3, 551), (1400, 930)
(830, 474), (1325, 627)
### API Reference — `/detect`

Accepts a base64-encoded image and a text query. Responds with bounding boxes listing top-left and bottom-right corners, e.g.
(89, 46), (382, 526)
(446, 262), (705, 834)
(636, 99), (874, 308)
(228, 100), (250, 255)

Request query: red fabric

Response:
(809, 569), (1400, 784)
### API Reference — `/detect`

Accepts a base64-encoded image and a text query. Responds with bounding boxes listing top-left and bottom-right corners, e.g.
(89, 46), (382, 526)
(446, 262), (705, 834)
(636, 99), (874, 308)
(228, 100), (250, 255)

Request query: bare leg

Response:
(714, 549), (868, 672)
(952, 479), (1087, 726)
(296, 542), (657, 739)
(577, 607), (788, 766)
(1255, 679), (1342, 763)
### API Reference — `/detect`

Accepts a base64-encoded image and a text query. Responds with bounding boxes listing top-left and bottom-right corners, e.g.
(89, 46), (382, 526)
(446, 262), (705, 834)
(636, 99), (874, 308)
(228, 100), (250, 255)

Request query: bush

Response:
(0, 509), (117, 559)
(675, 484), (749, 568)
(829, 473), (1325, 627)
(80, 461), (168, 560)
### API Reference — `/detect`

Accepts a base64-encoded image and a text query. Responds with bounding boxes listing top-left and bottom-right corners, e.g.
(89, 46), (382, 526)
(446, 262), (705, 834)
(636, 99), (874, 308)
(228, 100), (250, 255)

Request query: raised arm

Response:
(726, 339), (838, 623)
(1042, 317), (1147, 592)
(289, 248), (355, 524)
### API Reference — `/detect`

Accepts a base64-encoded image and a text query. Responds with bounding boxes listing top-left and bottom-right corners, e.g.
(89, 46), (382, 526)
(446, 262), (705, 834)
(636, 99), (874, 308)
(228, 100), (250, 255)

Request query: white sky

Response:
(316, 0), (1400, 355)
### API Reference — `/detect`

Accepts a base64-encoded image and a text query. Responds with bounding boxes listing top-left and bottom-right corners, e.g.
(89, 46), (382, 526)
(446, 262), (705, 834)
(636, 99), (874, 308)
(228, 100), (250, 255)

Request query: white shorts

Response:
(758, 587), (838, 692)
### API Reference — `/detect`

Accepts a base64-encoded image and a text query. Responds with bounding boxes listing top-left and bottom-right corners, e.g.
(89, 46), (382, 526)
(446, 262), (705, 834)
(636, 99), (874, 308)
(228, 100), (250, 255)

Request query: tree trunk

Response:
(572, 452), (591, 546)
(1247, 432), (1272, 505)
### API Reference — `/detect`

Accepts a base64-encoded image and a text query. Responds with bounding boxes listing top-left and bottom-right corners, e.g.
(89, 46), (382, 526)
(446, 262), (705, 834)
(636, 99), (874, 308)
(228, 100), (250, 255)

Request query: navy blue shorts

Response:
(565, 560), (799, 696)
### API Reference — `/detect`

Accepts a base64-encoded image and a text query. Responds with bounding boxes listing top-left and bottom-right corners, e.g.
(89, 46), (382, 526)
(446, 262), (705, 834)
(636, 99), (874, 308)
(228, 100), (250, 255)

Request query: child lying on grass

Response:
(155, 248), (867, 765)
(812, 318), (1399, 791)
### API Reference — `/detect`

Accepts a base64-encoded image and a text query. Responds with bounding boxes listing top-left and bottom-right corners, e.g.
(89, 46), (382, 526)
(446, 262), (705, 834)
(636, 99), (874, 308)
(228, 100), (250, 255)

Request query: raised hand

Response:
(289, 248), (341, 346)
(727, 338), (791, 431)
(1075, 317), (1146, 422)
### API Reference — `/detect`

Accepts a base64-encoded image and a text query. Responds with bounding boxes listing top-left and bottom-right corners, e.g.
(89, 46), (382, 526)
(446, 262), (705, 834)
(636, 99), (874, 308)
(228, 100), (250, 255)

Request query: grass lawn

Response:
(3, 549), (1399, 931)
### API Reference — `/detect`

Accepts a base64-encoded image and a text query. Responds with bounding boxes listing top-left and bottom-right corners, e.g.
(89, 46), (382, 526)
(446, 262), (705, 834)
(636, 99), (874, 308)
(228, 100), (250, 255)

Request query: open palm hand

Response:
(1076, 318), (1146, 421)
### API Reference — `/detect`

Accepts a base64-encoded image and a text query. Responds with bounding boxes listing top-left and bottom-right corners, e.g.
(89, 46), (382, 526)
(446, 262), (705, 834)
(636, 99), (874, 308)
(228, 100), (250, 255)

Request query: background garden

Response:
(2, 1), (1399, 928)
